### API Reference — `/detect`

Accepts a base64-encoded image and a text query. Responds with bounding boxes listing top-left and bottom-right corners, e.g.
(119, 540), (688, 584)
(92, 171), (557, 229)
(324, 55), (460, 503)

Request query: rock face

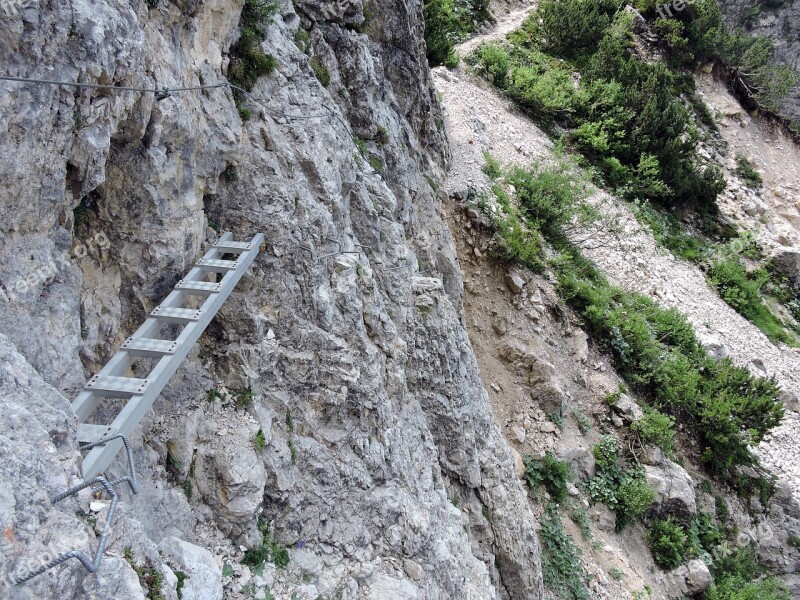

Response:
(0, 0), (544, 598)
(718, 0), (800, 123)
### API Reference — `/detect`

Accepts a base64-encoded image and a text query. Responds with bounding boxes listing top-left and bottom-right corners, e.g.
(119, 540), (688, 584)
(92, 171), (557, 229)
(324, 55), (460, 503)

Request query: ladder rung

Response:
(85, 375), (150, 397)
(197, 258), (238, 272)
(214, 241), (252, 252)
(175, 280), (222, 296)
(78, 423), (115, 444)
(151, 307), (202, 323)
(121, 337), (179, 357)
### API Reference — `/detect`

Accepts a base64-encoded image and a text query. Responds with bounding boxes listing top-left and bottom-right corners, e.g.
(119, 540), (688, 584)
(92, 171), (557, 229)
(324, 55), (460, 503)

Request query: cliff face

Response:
(718, 0), (800, 122)
(0, 1), (544, 599)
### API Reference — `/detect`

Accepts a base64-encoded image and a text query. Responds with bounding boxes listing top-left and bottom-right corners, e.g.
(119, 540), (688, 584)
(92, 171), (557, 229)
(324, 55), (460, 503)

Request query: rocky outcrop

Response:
(644, 461), (697, 523)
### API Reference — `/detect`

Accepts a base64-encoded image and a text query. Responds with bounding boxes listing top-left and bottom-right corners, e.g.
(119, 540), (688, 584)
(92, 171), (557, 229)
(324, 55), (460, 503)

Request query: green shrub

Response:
(468, 42), (511, 86)
(253, 428), (266, 451)
(707, 546), (789, 600)
(718, 31), (798, 112)
(228, 0), (278, 114)
(539, 503), (590, 600)
(507, 163), (589, 240)
(243, 518), (290, 569)
(592, 435), (619, 471)
(586, 435), (653, 530)
(735, 155), (763, 188)
(532, 0), (613, 59)
(689, 512), (723, 555)
(634, 202), (705, 263)
(647, 518), (688, 570)
(615, 474), (656, 530)
(524, 452), (573, 502)
(707, 578), (790, 600)
(474, 2), (727, 212)
(485, 161), (785, 477)
(235, 388), (254, 409)
(631, 408), (676, 456)
(482, 151), (502, 180)
(487, 206), (547, 272)
(309, 57), (330, 86)
(424, 0), (491, 67)
(506, 59), (577, 121)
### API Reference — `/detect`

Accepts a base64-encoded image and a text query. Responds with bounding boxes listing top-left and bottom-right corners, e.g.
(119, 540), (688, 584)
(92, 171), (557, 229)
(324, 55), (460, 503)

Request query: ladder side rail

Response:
(79, 233), (263, 478)
(71, 233), (242, 421)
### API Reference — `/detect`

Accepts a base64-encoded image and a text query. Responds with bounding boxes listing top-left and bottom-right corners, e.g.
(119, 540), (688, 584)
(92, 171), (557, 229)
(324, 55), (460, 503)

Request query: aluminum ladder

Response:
(72, 232), (264, 479)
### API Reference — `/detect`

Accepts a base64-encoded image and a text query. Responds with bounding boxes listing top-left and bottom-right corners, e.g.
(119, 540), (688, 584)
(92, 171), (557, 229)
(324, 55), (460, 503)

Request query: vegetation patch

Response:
(484, 164), (784, 479)
(243, 518), (290, 569)
(524, 452), (573, 503)
(630, 407), (677, 458)
(124, 548), (165, 600)
(309, 57), (331, 87)
(468, 3), (727, 211)
(423, 0), (492, 67)
(735, 154), (763, 188)
(539, 502), (590, 600)
(466, 0), (799, 344)
(584, 435), (654, 531)
(228, 0), (278, 119)
(647, 517), (689, 570)
(707, 546), (789, 599)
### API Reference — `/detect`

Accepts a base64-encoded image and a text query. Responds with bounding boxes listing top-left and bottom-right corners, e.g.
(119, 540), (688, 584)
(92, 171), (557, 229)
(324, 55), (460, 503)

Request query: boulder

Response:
(645, 461), (696, 522)
(193, 424), (268, 546)
(685, 559), (712, 595)
(696, 330), (729, 361)
(772, 250), (800, 286)
(559, 447), (596, 480)
(611, 393), (644, 423)
(505, 271), (526, 294)
(159, 537), (223, 600)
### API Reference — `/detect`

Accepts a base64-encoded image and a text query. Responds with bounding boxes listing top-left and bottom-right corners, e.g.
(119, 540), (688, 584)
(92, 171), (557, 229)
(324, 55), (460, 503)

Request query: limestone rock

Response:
(193, 423), (268, 545)
(505, 271), (526, 294)
(611, 393), (644, 424)
(645, 461), (697, 522)
(559, 448), (596, 480)
(686, 559), (712, 595)
(159, 537), (223, 600)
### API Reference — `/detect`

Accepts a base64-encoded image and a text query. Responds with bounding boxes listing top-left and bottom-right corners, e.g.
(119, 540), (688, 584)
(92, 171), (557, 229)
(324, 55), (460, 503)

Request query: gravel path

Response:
(435, 12), (800, 499)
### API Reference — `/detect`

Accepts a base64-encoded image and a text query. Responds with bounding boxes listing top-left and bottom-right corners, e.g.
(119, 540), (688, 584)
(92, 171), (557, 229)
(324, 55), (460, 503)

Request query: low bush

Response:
(735, 155), (763, 188)
(707, 546), (789, 600)
(708, 257), (797, 346)
(585, 435), (654, 530)
(524, 452), (573, 502)
(647, 518), (689, 570)
(243, 518), (290, 569)
(228, 0), (278, 118)
(689, 512), (723, 556)
(631, 408), (676, 457)
(469, 43), (511, 86)
(424, 0), (491, 67)
(470, 7), (727, 211)
(482, 151), (503, 180)
(489, 164), (784, 477)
